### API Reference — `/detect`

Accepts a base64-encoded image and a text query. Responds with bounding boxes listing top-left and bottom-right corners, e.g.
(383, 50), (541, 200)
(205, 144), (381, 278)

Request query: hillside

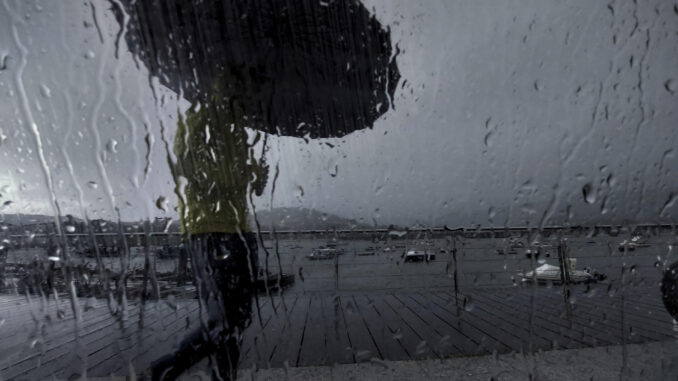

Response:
(249, 207), (371, 231)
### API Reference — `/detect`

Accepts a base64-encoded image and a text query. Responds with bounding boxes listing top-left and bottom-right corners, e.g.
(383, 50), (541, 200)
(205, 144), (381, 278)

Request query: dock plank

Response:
(269, 295), (311, 367)
(569, 290), (675, 338)
(513, 288), (664, 345)
(432, 291), (529, 353)
(297, 293), (329, 366)
(417, 292), (513, 353)
(474, 290), (592, 349)
(502, 289), (621, 347)
(458, 290), (554, 351)
(393, 293), (479, 356)
(0, 282), (674, 378)
(2, 303), (148, 380)
(320, 294), (354, 365)
(239, 296), (277, 368)
(380, 294), (443, 359)
(100, 302), (201, 378)
(259, 295), (301, 368)
(339, 294), (381, 362)
(353, 294), (409, 361)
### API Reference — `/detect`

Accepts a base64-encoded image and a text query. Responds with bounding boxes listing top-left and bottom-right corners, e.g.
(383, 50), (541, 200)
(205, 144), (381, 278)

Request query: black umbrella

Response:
(112, 0), (400, 138)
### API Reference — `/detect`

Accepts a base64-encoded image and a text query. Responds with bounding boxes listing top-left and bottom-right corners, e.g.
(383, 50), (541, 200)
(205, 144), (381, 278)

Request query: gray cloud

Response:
(0, 0), (677, 228)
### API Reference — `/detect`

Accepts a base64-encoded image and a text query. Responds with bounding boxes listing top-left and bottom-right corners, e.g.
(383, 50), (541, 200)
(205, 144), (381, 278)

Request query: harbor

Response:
(1, 229), (676, 379)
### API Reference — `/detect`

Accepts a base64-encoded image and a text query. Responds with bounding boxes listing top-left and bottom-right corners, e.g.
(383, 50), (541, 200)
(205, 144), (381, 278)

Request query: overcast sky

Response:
(1, 0), (677, 228)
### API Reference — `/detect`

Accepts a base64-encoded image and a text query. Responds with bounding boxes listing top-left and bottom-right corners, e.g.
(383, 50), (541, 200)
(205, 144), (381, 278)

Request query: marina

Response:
(0, 230), (676, 379)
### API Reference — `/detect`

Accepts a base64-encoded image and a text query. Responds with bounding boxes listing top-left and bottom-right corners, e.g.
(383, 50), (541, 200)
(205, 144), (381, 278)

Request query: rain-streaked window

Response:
(1, 1), (678, 380)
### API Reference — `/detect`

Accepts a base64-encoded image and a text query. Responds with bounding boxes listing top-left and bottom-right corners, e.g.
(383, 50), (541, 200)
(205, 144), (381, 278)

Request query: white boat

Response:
(519, 263), (594, 283)
(618, 235), (650, 251)
(403, 249), (435, 262)
(307, 247), (343, 260)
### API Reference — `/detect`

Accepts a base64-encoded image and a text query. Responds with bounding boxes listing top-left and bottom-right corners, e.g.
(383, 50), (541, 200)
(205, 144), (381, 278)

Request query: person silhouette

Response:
(151, 71), (267, 381)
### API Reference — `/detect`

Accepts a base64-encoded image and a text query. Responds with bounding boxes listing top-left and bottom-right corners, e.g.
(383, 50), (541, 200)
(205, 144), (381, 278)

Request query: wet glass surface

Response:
(1, 0), (678, 380)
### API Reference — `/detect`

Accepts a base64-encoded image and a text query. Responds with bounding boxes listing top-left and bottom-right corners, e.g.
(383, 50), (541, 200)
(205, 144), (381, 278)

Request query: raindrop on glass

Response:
(582, 183), (595, 204)
(40, 84), (51, 98)
(107, 139), (118, 153)
(463, 295), (475, 312)
(166, 295), (178, 311)
(665, 79), (676, 95)
(0, 53), (7, 71)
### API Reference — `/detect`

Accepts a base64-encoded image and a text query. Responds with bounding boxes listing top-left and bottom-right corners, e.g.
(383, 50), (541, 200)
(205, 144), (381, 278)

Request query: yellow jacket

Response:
(173, 85), (265, 235)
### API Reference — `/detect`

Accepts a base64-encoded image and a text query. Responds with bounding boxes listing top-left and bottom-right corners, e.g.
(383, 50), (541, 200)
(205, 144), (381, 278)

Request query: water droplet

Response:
(463, 295), (475, 312)
(369, 357), (389, 369)
(488, 207), (496, 222)
(84, 50), (95, 59)
(439, 335), (451, 347)
(85, 297), (97, 311)
(107, 139), (118, 153)
(0, 52), (8, 71)
(415, 340), (428, 354)
(87, 181), (98, 189)
(166, 295), (177, 311)
(329, 164), (338, 177)
(345, 300), (355, 315)
(372, 208), (381, 222)
(156, 196), (167, 212)
(585, 287), (599, 298)
(356, 350), (371, 361)
(40, 84), (51, 98)
(665, 79), (676, 95)
(582, 183), (595, 204)
(607, 284), (616, 297)
(484, 131), (493, 146)
(568, 294), (577, 305)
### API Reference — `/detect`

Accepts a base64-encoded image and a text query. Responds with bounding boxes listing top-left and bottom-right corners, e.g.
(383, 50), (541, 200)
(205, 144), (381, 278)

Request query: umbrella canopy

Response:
(112, 0), (400, 138)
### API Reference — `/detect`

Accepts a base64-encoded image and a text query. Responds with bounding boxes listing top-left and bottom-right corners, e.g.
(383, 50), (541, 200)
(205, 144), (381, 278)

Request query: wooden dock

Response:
(0, 282), (674, 380)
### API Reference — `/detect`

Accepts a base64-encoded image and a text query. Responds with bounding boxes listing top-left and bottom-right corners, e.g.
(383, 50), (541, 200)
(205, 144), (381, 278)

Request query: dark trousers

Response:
(152, 232), (258, 381)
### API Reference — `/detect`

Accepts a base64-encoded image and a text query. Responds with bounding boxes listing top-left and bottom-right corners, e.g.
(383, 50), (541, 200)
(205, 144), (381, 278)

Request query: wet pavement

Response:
(236, 340), (678, 380)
